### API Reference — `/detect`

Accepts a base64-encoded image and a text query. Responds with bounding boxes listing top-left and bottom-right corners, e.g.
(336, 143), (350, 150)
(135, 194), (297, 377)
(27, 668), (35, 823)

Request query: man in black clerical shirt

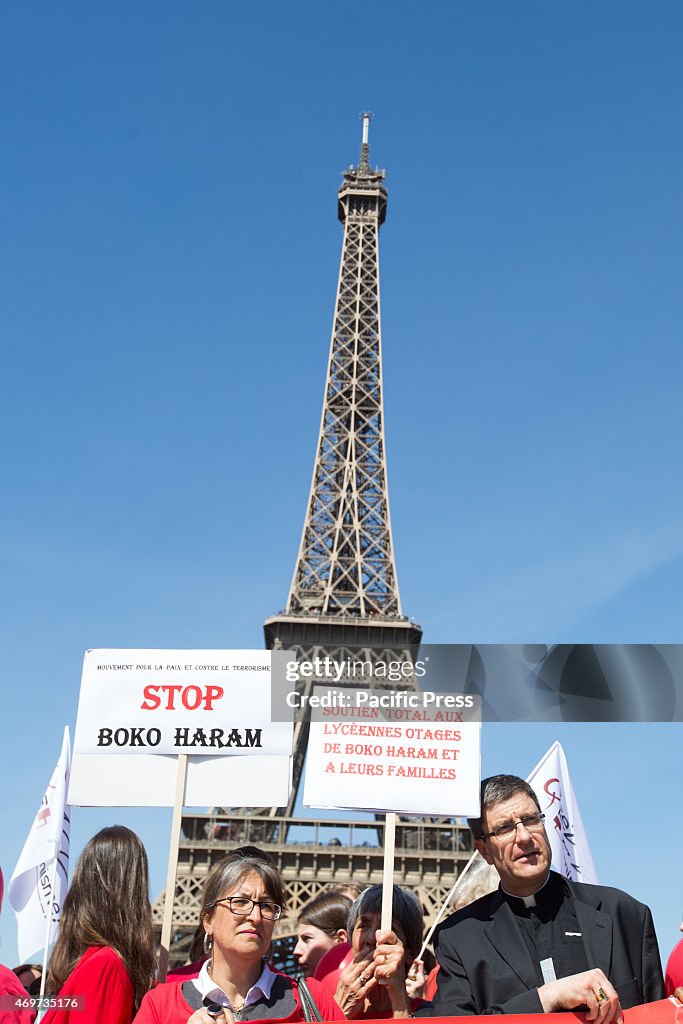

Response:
(427, 775), (664, 1021)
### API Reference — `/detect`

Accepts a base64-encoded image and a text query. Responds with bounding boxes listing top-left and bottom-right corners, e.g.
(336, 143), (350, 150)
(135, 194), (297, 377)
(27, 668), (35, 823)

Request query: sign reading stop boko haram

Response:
(73, 649), (292, 757)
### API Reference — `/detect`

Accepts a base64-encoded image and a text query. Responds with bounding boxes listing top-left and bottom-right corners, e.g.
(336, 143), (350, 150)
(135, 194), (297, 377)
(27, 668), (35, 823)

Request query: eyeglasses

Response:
(480, 812), (546, 842)
(213, 896), (282, 921)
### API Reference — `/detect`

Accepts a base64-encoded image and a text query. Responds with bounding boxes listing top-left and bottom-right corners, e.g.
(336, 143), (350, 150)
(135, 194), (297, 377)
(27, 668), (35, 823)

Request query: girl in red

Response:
(134, 855), (341, 1024)
(42, 826), (155, 1024)
(293, 892), (350, 979)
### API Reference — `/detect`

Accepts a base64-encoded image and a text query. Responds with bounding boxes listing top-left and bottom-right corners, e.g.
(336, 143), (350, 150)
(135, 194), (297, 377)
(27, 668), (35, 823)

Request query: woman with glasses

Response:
(167, 847), (279, 982)
(42, 826), (156, 1024)
(134, 855), (342, 1024)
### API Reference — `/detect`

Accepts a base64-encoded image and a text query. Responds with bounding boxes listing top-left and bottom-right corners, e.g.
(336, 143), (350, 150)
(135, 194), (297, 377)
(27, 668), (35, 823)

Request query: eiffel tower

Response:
(153, 116), (474, 964)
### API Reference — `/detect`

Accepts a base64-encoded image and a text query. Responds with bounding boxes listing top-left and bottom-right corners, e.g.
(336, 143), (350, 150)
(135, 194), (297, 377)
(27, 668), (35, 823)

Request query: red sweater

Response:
(166, 957), (207, 982)
(41, 947), (134, 1024)
(134, 972), (341, 1024)
(0, 964), (36, 1024)
(665, 937), (683, 996)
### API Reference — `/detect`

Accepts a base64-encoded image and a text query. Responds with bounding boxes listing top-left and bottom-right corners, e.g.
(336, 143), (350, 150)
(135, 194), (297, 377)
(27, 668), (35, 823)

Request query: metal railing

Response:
(179, 811), (472, 854)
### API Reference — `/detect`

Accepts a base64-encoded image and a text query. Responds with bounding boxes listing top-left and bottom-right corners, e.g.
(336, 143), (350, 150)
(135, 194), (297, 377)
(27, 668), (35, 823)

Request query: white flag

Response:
(526, 740), (598, 884)
(8, 727), (72, 961)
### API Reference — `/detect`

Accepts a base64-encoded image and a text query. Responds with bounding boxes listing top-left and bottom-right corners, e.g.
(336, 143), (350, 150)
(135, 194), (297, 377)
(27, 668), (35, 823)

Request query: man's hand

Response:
(405, 958), (426, 1000)
(538, 969), (623, 1024)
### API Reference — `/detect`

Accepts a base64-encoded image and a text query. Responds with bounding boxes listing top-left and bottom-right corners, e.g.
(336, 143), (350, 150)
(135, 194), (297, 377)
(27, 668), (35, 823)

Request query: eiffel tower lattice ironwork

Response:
(152, 116), (474, 965)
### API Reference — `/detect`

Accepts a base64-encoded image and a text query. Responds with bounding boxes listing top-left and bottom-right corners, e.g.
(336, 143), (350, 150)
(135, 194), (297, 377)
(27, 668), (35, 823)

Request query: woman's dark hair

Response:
(47, 826), (155, 1010)
(348, 884), (423, 960)
(200, 855), (287, 932)
(297, 891), (351, 936)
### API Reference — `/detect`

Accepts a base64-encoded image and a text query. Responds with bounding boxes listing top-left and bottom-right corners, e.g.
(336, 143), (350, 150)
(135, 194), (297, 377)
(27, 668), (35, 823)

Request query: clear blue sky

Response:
(1, 2), (682, 972)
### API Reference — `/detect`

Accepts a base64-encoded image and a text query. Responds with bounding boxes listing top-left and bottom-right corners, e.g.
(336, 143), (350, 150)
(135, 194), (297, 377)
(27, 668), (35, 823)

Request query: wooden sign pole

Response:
(157, 753), (188, 983)
(380, 811), (397, 931)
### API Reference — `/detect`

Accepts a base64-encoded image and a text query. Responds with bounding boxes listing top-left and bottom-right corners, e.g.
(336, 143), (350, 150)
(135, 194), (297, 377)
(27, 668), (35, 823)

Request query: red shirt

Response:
(166, 957), (207, 982)
(134, 972), (342, 1024)
(0, 964), (36, 1024)
(41, 947), (134, 1024)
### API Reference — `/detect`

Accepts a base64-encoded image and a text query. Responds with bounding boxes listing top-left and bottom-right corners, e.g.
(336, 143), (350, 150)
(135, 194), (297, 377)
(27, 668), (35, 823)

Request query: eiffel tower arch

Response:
(152, 116), (474, 965)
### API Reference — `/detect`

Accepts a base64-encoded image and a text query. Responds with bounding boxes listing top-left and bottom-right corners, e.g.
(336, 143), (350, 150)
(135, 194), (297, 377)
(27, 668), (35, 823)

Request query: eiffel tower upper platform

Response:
(153, 116), (470, 964)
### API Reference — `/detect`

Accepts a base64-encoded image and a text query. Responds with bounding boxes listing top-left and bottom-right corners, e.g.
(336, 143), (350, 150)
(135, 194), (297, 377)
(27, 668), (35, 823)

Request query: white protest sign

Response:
(303, 686), (481, 816)
(73, 649), (290, 757)
(68, 751), (292, 807)
(69, 649), (293, 808)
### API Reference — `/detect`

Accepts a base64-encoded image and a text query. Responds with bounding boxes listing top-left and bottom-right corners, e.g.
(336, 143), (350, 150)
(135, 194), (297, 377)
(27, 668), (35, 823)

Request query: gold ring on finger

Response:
(597, 988), (608, 1002)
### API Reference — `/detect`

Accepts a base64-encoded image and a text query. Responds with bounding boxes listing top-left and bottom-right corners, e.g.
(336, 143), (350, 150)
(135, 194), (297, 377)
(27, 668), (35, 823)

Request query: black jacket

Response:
(427, 872), (664, 1015)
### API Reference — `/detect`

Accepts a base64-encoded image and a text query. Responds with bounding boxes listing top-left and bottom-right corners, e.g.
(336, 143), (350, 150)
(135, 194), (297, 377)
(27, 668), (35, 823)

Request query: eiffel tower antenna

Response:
(153, 119), (474, 966)
(358, 111), (372, 174)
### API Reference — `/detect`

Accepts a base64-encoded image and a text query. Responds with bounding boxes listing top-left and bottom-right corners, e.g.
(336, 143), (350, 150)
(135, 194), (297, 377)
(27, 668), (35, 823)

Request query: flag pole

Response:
(35, 848), (60, 1022)
(418, 849), (480, 960)
(158, 754), (188, 983)
(9, 726), (71, 982)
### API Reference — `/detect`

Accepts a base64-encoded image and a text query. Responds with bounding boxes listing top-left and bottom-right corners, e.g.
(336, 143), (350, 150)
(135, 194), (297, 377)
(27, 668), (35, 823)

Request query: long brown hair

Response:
(297, 891), (350, 936)
(47, 825), (155, 1010)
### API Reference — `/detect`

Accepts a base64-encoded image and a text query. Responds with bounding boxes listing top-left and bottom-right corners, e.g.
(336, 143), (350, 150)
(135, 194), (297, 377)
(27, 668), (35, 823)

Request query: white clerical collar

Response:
(501, 872), (551, 908)
(192, 960), (275, 1008)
